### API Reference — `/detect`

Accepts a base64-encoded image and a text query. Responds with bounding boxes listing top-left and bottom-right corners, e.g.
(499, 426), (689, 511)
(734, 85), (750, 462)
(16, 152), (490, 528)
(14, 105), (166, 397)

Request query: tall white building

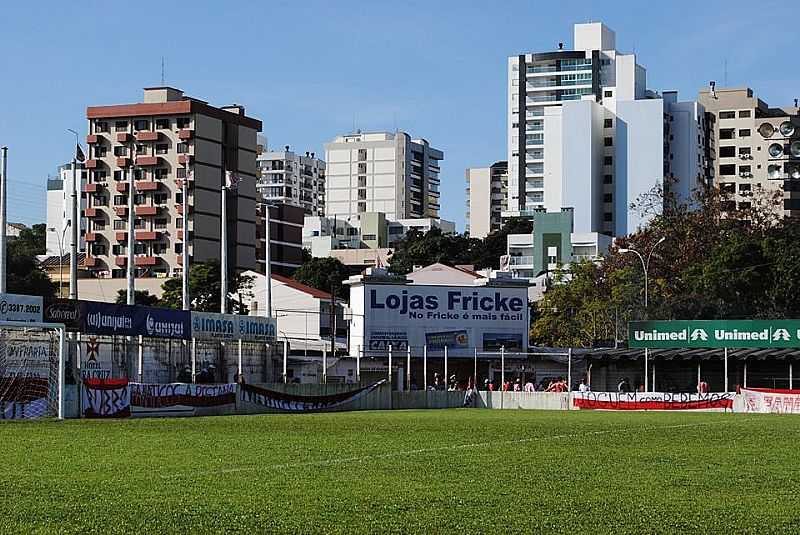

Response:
(507, 22), (708, 237)
(45, 162), (87, 256)
(257, 146), (326, 216)
(465, 161), (508, 238)
(324, 131), (443, 220)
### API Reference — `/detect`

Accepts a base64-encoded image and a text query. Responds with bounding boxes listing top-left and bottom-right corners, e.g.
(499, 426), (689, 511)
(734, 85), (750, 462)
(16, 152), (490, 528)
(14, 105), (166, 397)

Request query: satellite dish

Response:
(768, 165), (782, 179)
(759, 123), (775, 138)
(779, 121), (795, 137)
(769, 143), (784, 158)
(791, 141), (800, 158)
(790, 167), (800, 180)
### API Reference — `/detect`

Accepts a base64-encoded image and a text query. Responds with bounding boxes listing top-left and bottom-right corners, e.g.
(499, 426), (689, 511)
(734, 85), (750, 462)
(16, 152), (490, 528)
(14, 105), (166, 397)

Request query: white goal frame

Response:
(0, 320), (66, 420)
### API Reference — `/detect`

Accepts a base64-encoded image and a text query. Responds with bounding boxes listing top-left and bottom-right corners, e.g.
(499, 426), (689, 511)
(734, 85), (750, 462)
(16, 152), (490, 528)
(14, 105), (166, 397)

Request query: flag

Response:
(75, 143), (86, 163)
(225, 170), (239, 190)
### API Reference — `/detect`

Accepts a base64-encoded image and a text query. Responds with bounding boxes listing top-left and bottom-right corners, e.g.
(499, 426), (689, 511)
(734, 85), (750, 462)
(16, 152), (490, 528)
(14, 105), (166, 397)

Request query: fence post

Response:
(567, 348), (573, 408)
(743, 359), (748, 388)
(500, 346), (505, 410)
(191, 337), (196, 383)
(423, 345), (428, 390)
(356, 344), (361, 384)
(473, 347), (478, 387)
(444, 345), (448, 389)
(237, 338), (243, 380)
(406, 346), (411, 392)
(644, 347), (649, 392)
(388, 345), (393, 386)
(137, 335), (144, 383)
(724, 347), (729, 393)
(282, 340), (288, 384)
(323, 347), (327, 385)
(790, 361), (793, 390)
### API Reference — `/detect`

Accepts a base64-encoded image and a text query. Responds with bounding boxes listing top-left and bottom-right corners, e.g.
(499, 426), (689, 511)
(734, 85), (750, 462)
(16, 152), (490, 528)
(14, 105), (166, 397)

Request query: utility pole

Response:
(127, 157), (135, 305)
(0, 146), (7, 293)
(181, 169), (190, 310)
(67, 129), (81, 300)
(220, 176), (227, 314)
(330, 280), (336, 361)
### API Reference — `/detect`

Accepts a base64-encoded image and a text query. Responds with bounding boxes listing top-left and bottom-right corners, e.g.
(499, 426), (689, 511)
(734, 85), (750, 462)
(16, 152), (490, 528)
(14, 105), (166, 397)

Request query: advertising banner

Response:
(82, 378), (131, 418)
(129, 383), (237, 409)
(191, 312), (276, 342)
(629, 320), (800, 349)
(741, 388), (800, 414)
(361, 284), (529, 357)
(82, 302), (190, 339)
(43, 299), (83, 331)
(0, 293), (43, 323)
(572, 391), (734, 411)
(239, 380), (386, 412)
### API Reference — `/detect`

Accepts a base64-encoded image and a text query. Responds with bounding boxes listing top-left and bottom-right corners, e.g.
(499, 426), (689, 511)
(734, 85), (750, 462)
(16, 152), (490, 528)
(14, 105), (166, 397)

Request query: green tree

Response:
(292, 257), (350, 298)
(160, 260), (253, 313)
(115, 289), (160, 306)
(471, 218), (533, 269)
(388, 228), (479, 274)
(7, 223), (57, 299)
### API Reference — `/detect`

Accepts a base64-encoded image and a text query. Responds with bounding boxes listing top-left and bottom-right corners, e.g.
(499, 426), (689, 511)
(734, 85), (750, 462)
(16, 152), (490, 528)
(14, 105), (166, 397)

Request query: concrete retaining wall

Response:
(477, 391), (571, 410)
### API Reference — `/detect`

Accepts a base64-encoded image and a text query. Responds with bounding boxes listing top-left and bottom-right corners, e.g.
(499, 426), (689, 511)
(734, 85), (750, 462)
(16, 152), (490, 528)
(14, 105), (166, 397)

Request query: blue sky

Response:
(0, 0), (795, 230)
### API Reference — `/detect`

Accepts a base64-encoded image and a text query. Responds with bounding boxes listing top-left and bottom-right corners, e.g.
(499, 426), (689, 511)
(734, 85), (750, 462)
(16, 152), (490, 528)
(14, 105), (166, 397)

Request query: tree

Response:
(292, 257), (350, 298)
(388, 228), (480, 274)
(160, 260), (253, 313)
(115, 289), (160, 306)
(471, 218), (533, 270)
(7, 223), (57, 299)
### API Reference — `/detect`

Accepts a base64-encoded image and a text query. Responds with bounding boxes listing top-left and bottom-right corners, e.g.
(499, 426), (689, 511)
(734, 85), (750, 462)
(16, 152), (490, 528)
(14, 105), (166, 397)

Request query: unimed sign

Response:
(629, 320), (800, 349)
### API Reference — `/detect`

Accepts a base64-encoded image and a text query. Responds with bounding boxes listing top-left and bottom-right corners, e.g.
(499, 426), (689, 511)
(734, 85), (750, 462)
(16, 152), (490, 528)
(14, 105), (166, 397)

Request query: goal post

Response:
(0, 320), (66, 420)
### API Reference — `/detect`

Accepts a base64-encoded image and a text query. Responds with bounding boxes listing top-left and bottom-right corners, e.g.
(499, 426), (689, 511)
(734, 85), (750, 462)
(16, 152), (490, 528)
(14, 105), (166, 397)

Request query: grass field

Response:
(1, 410), (799, 533)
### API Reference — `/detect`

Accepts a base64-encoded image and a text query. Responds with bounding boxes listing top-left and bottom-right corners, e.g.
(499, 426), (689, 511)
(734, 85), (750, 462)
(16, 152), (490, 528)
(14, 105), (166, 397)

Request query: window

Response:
(603, 212), (612, 222)
(176, 117), (190, 129)
(113, 220), (127, 230)
(112, 244), (125, 255)
(603, 174), (612, 184)
(739, 129), (751, 137)
(93, 220), (105, 230)
(113, 146), (127, 157)
(154, 218), (167, 229)
(604, 90), (613, 98)
(739, 165), (751, 173)
(739, 202), (751, 211)
(720, 201), (736, 211)
(720, 182), (736, 193)
(152, 243), (167, 254)
(719, 111), (736, 119)
(603, 156), (613, 166)
(93, 170), (108, 181)
(134, 243), (146, 255)
(362, 234), (377, 241)
(153, 193), (168, 205)
(112, 269), (125, 278)
(154, 168), (169, 180)
(357, 163), (367, 174)
(604, 137), (613, 147)
(719, 164), (736, 176)
(155, 118), (170, 129)
(176, 168), (186, 178)
(357, 176), (367, 188)
(357, 202), (366, 213)
(94, 146), (108, 157)
(92, 194), (108, 206)
(133, 168), (145, 180)
(739, 147), (751, 156)
(177, 143), (189, 154)
(90, 244), (106, 255)
(603, 193), (613, 203)
(134, 219), (146, 230)
(175, 192), (183, 203)
(719, 146), (736, 158)
(358, 149), (367, 161)
(604, 119), (613, 128)
(114, 195), (126, 205)
(719, 129), (735, 139)
(134, 193), (146, 205)
(176, 217), (183, 228)
(95, 121), (109, 133)
(136, 144), (147, 155)
(113, 170), (123, 181)
(114, 121), (128, 132)
(175, 243), (183, 254)
(134, 120), (149, 131)
(739, 110), (751, 118)
(357, 189), (367, 200)
(155, 144), (169, 155)
(739, 183), (751, 192)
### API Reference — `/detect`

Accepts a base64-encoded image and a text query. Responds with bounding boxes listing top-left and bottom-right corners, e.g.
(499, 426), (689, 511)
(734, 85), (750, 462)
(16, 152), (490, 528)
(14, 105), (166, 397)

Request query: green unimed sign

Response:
(629, 320), (800, 349)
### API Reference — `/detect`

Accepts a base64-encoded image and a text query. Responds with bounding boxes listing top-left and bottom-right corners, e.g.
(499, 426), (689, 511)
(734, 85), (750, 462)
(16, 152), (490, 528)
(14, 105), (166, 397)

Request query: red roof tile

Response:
(272, 274), (332, 299)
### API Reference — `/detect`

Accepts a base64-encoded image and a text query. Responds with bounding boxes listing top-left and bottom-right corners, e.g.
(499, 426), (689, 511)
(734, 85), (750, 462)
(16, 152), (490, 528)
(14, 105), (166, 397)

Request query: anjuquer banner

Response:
(629, 320), (800, 349)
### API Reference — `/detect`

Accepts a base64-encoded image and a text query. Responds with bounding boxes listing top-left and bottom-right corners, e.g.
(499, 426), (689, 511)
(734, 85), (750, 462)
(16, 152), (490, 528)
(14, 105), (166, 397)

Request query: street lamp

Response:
(48, 222), (70, 297)
(618, 236), (666, 311)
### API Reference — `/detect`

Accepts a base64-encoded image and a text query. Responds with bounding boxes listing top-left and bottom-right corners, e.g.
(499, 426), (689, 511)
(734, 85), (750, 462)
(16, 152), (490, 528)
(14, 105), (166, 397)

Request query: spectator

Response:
(483, 379), (490, 391)
(513, 379), (522, 392)
(488, 381), (495, 392)
(618, 377), (631, 393)
(524, 379), (535, 392)
(578, 379), (590, 392)
(698, 378), (709, 393)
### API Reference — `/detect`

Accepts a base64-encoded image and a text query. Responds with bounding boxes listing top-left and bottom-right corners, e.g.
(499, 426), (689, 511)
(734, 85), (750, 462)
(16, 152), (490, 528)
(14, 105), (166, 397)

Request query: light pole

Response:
(66, 129), (81, 300)
(48, 222), (70, 297)
(619, 237), (666, 392)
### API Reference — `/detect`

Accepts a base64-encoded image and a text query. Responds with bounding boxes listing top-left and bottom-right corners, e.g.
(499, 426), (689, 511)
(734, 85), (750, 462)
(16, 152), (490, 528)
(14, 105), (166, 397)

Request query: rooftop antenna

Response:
(161, 56), (165, 85)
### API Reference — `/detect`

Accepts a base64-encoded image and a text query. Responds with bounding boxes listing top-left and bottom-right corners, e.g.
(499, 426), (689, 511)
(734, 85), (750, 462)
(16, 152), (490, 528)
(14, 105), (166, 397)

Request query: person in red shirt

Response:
(698, 379), (709, 393)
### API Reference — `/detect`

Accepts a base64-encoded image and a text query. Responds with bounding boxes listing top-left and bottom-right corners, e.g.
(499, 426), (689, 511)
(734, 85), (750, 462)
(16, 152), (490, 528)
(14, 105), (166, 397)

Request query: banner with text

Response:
(190, 312), (276, 342)
(742, 388), (800, 414)
(82, 378), (131, 418)
(357, 284), (529, 357)
(629, 320), (800, 349)
(129, 383), (237, 409)
(82, 302), (190, 339)
(573, 391), (734, 411)
(240, 380), (386, 412)
(0, 293), (43, 323)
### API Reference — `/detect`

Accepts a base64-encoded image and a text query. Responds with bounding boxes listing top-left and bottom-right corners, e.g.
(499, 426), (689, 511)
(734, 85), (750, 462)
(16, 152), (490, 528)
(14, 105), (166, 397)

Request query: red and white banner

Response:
(741, 388), (800, 414)
(82, 378), (131, 418)
(573, 391), (734, 411)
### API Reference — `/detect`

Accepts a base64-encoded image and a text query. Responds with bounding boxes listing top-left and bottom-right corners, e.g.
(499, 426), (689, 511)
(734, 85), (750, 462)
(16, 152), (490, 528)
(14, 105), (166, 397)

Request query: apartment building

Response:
(257, 146), (326, 216)
(324, 131), (443, 220)
(256, 202), (304, 276)
(698, 87), (800, 218)
(45, 162), (87, 256)
(466, 161), (508, 238)
(83, 87), (261, 280)
(507, 22), (707, 237)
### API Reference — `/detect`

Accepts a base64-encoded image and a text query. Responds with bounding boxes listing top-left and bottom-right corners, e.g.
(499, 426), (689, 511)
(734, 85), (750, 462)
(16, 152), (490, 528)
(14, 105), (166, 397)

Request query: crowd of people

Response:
(425, 373), (592, 393)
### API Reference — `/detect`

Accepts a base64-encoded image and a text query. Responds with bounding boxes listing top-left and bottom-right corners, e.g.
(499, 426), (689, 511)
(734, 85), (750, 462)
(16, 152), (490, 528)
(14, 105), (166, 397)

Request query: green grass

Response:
(1, 410), (799, 533)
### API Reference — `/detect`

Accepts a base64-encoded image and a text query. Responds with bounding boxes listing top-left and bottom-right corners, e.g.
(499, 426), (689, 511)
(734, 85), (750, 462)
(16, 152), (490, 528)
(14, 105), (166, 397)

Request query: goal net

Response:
(0, 321), (65, 420)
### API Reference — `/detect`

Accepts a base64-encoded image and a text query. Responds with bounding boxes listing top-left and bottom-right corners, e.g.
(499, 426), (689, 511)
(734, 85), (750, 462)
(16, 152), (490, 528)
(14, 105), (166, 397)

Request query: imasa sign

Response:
(352, 284), (529, 356)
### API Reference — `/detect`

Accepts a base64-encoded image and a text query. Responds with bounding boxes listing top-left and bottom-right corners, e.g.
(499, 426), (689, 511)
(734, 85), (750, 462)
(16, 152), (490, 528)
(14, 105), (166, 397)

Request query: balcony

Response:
(135, 206), (159, 216)
(116, 157), (131, 167)
(509, 256), (535, 267)
(116, 183), (128, 192)
(135, 231), (160, 241)
(115, 232), (127, 241)
(134, 256), (157, 266)
(85, 159), (99, 169)
(84, 208), (100, 218)
(84, 257), (99, 268)
(86, 135), (100, 144)
(114, 207), (128, 216)
(115, 256), (126, 267)
(116, 133), (132, 143)
(84, 233), (99, 242)
(83, 183), (100, 193)
(135, 156), (158, 166)
(135, 181), (160, 191)
(178, 129), (194, 140)
(135, 131), (160, 142)
(176, 204), (192, 215)
(178, 154), (193, 165)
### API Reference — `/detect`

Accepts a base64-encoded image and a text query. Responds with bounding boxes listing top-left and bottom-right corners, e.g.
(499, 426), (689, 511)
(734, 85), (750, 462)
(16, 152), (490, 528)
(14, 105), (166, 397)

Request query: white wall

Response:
(467, 166), (491, 238)
(543, 107), (564, 213)
(561, 99), (604, 233)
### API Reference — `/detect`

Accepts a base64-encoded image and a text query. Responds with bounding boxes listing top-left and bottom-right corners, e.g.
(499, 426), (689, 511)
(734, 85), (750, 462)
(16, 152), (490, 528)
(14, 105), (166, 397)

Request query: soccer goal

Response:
(0, 320), (66, 420)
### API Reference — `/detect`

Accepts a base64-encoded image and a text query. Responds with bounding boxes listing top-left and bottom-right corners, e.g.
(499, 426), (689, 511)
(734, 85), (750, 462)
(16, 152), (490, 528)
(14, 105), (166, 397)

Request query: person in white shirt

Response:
(578, 379), (590, 392)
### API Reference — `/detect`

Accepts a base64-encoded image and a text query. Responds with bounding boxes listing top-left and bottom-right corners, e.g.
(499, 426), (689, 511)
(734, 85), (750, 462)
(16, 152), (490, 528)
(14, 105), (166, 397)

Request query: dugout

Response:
(586, 347), (800, 392)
